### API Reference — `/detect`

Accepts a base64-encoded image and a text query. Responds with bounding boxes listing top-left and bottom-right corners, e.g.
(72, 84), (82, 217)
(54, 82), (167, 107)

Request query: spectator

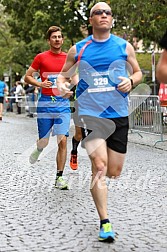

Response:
(0, 78), (8, 120)
(8, 83), (16, 112)
(25, 84), (36, 117)
(14, 81), (25, 114)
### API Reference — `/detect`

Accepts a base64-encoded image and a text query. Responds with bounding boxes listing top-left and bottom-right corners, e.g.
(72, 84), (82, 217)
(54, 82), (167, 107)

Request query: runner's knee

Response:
(58, 136), (67, 149)
(91, 158), (107, 177)
(37, 138), (49, 148)
(107, 165), (123, 178)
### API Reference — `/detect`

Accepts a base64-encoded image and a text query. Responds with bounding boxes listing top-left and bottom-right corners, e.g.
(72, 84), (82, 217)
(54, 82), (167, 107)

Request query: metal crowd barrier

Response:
(129, 95), (166, 145)
(4, 95), (28, 114)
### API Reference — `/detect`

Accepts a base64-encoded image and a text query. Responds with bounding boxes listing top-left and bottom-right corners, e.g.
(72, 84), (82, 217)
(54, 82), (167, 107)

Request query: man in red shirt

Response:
(25, 26), (74, 189)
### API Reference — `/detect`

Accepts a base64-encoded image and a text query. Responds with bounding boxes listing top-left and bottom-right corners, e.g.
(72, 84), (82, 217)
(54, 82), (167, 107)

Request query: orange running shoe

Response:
(70, 153), (78, 170)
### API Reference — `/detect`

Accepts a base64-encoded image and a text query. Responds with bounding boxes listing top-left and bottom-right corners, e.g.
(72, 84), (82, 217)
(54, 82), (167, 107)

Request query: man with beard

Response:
(25, 26), (76, 189)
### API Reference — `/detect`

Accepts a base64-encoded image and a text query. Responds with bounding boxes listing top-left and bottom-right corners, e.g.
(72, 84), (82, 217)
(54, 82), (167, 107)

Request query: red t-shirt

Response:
(31, 50), (67, 96)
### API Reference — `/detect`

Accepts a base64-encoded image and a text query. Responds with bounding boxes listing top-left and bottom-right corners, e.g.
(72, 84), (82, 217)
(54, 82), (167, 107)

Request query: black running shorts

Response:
(0, 97), (4, 104)
(80, 115), (129, 154)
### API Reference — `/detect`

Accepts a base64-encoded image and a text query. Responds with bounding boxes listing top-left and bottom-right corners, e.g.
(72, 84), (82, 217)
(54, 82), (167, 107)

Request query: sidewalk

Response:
(128, 130), (167, 151)
(0, 113), (167, 252)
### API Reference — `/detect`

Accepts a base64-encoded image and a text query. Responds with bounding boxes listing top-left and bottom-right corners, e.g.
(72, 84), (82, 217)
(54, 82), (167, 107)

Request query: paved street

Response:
(0, 113), (167, 252)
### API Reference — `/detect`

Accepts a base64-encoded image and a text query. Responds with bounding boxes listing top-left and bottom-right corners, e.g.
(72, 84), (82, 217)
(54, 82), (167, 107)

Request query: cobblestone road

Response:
(0, 114), (167, 252)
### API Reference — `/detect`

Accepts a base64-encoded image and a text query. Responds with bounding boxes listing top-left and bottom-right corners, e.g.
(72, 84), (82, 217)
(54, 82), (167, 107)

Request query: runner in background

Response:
(25, 26), (77, 190)
(70, 85), (82, 170)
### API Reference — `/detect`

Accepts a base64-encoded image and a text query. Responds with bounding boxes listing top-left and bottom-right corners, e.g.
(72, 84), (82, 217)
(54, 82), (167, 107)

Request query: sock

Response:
(100, 219), (110, 228)
(71, 136), (80, 154)
(56, 170), (63, 179)
(37, 147), (43, 152)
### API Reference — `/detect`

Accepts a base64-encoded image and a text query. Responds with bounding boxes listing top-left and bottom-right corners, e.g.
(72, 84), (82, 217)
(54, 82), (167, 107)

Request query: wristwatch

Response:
(129, 78), (134, 87)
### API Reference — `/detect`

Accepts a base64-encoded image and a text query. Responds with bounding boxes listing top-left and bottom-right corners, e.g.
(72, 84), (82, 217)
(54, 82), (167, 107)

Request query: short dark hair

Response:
(159, 30), (167, 50)
(46, 26), (63, 39)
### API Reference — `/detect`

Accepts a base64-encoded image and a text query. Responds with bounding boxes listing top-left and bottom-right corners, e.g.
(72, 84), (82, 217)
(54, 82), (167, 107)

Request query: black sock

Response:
(100, 219), (110, 228)
(71, 136), (80, 154)
(37, 147), (43, 152)
(56, 170), (63, 179)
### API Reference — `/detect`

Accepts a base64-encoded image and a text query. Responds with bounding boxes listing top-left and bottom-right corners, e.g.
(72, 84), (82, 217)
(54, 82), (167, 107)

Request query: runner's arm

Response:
(116, 42), (142, 93)
(24, 66), (52, 88)
(126, 42), (142, 86)
(57, 45), (77, 98)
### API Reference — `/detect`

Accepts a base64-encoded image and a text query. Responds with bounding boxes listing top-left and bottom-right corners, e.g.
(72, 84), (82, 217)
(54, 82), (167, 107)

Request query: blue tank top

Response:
(75, 34), (129, 118)
(0, 80), (6, 97)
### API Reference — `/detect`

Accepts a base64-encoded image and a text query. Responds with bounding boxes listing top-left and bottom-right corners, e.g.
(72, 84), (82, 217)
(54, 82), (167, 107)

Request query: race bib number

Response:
(88, 71), (115, 93)
(48, 74), (58, 88)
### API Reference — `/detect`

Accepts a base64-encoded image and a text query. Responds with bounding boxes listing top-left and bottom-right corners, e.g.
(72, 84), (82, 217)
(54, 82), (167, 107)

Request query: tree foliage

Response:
(0, 4), (26, 79)
(110, 0), (167, 47)
(0, 0), (166, 78)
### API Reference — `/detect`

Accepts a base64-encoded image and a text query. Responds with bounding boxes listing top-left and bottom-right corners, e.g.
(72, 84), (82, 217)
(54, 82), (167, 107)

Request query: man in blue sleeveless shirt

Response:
(57, 2), (142, 243)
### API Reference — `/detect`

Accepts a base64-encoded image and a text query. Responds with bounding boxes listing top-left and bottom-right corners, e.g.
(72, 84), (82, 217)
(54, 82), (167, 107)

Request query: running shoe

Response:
(70, 153), (78, 170)
(98, 223), (115, 243)
(29, 149), (42, 164)
(55, 177), (69, 190)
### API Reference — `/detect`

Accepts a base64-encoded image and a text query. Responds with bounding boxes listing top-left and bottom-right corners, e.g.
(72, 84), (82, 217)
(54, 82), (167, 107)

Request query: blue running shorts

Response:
(37, 95), (71, 139)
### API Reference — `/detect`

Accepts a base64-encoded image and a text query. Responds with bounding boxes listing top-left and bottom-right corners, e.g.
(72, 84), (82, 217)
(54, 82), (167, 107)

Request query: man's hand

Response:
(58, 82), (73, 98)
(40, 80), (52, 88)
(117, 76), (132, 93)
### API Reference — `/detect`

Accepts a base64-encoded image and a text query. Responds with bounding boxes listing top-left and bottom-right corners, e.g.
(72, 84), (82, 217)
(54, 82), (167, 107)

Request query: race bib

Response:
(87, 71), (115, 93)
(48, 74), (58, 88)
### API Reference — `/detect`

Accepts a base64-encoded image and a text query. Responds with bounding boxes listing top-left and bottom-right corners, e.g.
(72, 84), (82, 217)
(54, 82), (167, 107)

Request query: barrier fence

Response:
(3, 94), (167, 145)
(4, 95), (37, 115)
(129, 95), (167, 145)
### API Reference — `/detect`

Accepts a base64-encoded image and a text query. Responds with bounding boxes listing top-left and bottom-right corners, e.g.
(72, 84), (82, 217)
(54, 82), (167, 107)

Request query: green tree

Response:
(0, 0), (95, 48)
(0, 0), (96, 70)
(110, 0), (167, 48)
(1, 0), (167, 49)
(0, 0), (167, 78)
(0, 4), (27, 84)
